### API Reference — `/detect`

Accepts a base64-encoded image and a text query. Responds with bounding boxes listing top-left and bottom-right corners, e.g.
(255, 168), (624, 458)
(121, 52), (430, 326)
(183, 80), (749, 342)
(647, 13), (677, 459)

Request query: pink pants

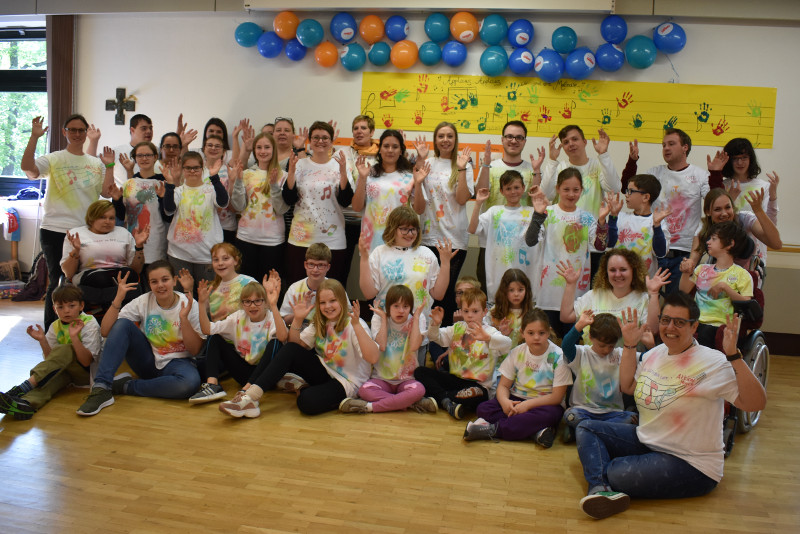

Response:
(358, 378), (426, 413)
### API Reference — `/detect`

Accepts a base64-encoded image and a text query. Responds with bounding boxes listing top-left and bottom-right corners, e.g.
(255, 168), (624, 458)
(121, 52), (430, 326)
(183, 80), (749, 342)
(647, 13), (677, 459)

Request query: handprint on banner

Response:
(507, 82), (520, 101)
(380, 89), (397, 100)
(507, 106), (517, 118)
(560, 102), (573, 119)
(382, 113), (394, 128)
(525, 85), (539, 104)
(630, 113), (644, 129)
(520, 110), (531, 122)
(747, 100), (762, 123)
(413, 106), (425, 126)
(712, 118), (730, 136)
(616, 91), (634, 109)
(538, 106), (552, 123)
(477, 114), (488, 132)
(578, 84), (599, 104)
(598, 108), (612, 125)
(417, 74), (429, 96)
(694, 102), (711, 123)
(663, 116), (678, 130)
(395, 89), (410, 103)
(441, 96), (453, 112)
(494, 102), (504, 114)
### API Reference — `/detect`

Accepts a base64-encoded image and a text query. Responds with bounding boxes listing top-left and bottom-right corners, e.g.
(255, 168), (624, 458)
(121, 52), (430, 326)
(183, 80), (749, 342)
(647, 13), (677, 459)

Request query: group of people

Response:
(1, 111), (776, 520)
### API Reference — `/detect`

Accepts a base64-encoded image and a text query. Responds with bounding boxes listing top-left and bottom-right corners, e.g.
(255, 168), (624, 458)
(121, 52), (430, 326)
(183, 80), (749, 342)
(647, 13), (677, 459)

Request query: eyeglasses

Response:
(658, 315), (696, 328)
(732, 155), (749, 162)
(182, 166), (203, 173)
(205, 144), (223, 150)
(241, 298), (265, 307)
(305, 261), (330, 271)
(397, 226), (418, 235)
(310, 136), (331, 142)
(135, 153), (157, 159)
(503, 134), (526, 142)
(162, 144), (180, 151)
(65, 128), (87, 134)
(625, 188), (645, 195)
(274, 117), (294, 125)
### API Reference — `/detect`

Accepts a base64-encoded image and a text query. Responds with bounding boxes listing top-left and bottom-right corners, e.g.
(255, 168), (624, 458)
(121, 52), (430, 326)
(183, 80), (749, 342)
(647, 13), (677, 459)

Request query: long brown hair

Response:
(696, 188), (736, 256)
(433, 121), (460, 189)
(491, 269), (532, 322)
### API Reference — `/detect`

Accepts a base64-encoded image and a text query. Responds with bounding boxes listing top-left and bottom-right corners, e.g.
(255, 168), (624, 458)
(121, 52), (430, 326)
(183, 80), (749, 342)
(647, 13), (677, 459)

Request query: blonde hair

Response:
(252, 132), (281, 194)
(85, 200), (114, 227)
(433, 121), (460, 189)
(240, 281), (267, 302)
(312, 279), (350, 339)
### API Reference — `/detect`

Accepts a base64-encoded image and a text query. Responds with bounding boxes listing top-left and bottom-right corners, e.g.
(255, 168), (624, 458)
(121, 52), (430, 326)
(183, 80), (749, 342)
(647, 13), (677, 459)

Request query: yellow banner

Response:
(360, 72), (776, 148)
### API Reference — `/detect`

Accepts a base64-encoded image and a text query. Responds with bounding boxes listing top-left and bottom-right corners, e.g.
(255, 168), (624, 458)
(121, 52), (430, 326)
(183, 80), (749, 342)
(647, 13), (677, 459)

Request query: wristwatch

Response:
(726, 350), (743, 362)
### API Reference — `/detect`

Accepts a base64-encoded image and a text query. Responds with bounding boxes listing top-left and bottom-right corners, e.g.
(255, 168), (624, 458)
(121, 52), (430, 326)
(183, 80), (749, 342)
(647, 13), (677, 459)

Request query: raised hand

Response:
(100, 146), (116, 166)
(357, 231), (370, 257)
(114, 270), (138, 300)
(163, 158), (181, 185)
(197, 279), (210, 303)
(679, 257), (695, 275)
(496, 317), (512, 336)
(618, 307), (643, 347)
(722, 313), (741, 357)
(475, 187), (490, 204)
(592, 128), (610, 154)
(548, 134), (562, 160)
(414, 135), (429, 160)
(119, 153), (135, 174)
(176, 113), (186, 136)
(31, 116), (48, 138)
(745, 188), (766, 212)
(653, 203), (672, 226)
(179, 297), (193, 319)
(133, 224), (150, 248)
(598, 197), (611, 222)
(368, 299), (387, 321)
(242, 124), (255, 152)
(263, 270), (281, 306)
(456, 147), (472, 169)
(66, 230), (82, 253)
(226, 158), (243, 182)
(481, 140), (492, 167)
(292, 127), (309, 150)
(154, 180), (166, 198)
(575, 309), (595, 331)
(177, 268), (194, 293)
(646, 268), (671, 294)
(287, 151), (299, 174)
(268, 167), (281, 185)
(108, 182), (123, 201)
(87, 124), (101, 143)
(355, 154), (371, 180)
(430, 306), (444, 326)
(629, 139), (639, 161)
(413, 159), (431, 185)
(606, 192), (623, 217)
(349, 300), (361, 324)
(333, 150), (347, 174)
(530, 146), (545, 171)
(292, 291), (315, 320)
(528, 185), (548, 214)
(707, 150), (729, 172)
(435, 238), (458, 263)
(207, 158), (223, 177)
(26, 324), (46, 342)
(68, 319), (85, 338)
(467, 321), (490, 342)
(556, 260), (580, 285)
(327, 119), (340, 143)
(180, 128), (198, 149)
(767, 171), (780, 199)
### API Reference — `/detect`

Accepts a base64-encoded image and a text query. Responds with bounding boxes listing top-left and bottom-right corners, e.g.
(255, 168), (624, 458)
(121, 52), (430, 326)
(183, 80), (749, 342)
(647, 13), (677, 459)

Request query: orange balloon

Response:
(273, 11), (299, 40)
(390, 40), (418, 70)
(315, 41), (338, 67)
(359, 15), (385, 45)
(450, 12), (479, 43)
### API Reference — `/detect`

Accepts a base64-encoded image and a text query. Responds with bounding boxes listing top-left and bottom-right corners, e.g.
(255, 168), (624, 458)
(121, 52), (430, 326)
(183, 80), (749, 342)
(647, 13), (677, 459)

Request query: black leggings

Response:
(205, 335), (283, 386)
(252, 342), (346, 415)
(413, 366), (488, 413)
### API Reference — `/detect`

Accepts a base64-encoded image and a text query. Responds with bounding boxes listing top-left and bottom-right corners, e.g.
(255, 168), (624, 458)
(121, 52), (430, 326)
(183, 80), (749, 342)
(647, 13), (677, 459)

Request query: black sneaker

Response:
(112, 373), (133, 396)
(0, 391), (35, 420)
(534, 427), (556, 448)
(76, 387), (114, 416)
(5, 384), (26, 398)
(579, 491), (630, 519)
(188, 383), (226, 404)
(442, 398), (464, 420)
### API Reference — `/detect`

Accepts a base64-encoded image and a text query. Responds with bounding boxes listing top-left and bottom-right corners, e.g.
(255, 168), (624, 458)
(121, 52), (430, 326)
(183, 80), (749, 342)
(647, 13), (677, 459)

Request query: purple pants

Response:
(477, 396), (564, 441)
(358, 378), (426, 413)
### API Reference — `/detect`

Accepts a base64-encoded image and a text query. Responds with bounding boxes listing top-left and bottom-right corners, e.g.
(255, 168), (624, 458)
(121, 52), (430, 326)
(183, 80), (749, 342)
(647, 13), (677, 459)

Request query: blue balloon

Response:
(534, 48), (564, 83)
(419, 41), (442, 66)
(234, 22), (263, 48)
(330, 12), (357, 44)
(479, 14), (508, 46)
(507, 19), (534, 48)
(295, 19), (324, 48)
(626, 35), (657, 69)
(368, 42), (391, 66)
(441, 40), (468, 67)
(257, 31), (283, 58)
(340, 43), (366, 71)
(601, 15), (627, 44)
(285, 38), (307, 61)
(595, 42), (624, 71)
(480, 45), (508, 77)
(653, 22), (687, 54)
(385, 15), (409, 42)
(565, 47), (596, 80)
(425, 13), (451, 42)
(552, 26), (577, 54)
(508, 47), (535, 75)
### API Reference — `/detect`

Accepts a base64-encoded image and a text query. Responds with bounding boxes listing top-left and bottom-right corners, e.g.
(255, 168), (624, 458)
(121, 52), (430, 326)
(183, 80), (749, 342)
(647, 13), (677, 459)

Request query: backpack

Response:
(12, 251), (48, 302)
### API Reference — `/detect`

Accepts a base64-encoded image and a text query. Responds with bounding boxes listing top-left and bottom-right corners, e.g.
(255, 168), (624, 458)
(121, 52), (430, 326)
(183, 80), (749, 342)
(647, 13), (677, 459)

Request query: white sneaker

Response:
(218, 392), (260, 418)
(276, 372), (308, 393)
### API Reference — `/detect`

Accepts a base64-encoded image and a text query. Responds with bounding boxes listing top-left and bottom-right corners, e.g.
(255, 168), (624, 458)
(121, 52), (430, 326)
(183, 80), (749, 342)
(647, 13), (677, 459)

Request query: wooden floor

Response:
(1, 299), (798, 533)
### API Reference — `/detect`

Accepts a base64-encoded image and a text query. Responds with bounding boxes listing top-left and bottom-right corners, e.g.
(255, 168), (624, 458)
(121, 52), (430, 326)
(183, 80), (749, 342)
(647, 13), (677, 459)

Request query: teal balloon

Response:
(480, 45), (508, 77)
(235, 22), (263, 48)
(425, 13), (450, 42)
(419, 41), (442, 66)
(296, 19), (324, 48)
(479, 14), (507, 46)
(340, 43), (366, 71)
(552, 26), (577, 54)
(368, 42), (391, 66)
(626, 35), (657, 69)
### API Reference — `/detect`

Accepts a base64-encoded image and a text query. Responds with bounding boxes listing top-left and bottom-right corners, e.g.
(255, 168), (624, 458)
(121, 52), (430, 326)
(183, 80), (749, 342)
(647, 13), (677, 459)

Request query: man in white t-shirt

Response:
(621, 129), (724, 293)
(110, 114), (154, 187)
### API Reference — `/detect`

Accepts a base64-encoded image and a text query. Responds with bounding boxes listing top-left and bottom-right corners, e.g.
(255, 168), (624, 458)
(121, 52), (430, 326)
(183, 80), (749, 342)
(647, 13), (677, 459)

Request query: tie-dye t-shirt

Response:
(647, 164), (710, 252)
(288, 158), (347, 250)
(723, 177), (773, 218)
(485, 308), (524, 368)
(613, 212), (671, 276)
(203, 165), (237, 232)
(431, 322), (512, 388)
(478, 159), (535, 225)
(567, 345), (625, 413)
(474, 205), (540, 303)
(369, 313), (426, 383)
(166, 182), (225, 263)
(34, 150), (104, 232)
(59, 226), (136, 285)
(634, 343), (739, 481)
(691, 263), (753, 326)
(541, 153), (621, 221)
(121, 176), (167, 263)
(208, 309), (277, 364)
(419, 157), (475, 250)
(208, 274), (257, 322)
(498, 340), (572, 401)
(236, 168), (287, 246)
(299, 318), (373, 397)
(574, 289), (649, 346)
(45, 312), (103, 359)
(118, 291), (204, 369)
(535, 205), (598, 310)
(360, 171), (414, 252)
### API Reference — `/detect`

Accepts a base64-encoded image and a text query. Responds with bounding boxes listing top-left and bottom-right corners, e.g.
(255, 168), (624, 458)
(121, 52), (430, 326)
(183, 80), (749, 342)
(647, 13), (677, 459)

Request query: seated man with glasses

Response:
(574, 292), (766, 519)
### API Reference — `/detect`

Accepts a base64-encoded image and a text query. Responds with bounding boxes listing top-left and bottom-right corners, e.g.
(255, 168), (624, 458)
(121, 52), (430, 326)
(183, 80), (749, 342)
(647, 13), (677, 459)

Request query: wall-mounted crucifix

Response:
(105, 87), (137, 125)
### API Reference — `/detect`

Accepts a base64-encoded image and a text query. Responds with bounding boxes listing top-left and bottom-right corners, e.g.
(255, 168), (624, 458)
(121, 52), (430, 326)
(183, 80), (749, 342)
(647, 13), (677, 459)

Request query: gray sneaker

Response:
(463, 419), (498, 442)
(112, 373), (133, 395)
(76, 387), (114, 416)
(189, 383), (226, 404)
(276, 372), (308, 393)
(410, 397), (438, 414)
(579, 491), (630, 519)
(339, 398), (369, 413)
(442, 398), (464, 420)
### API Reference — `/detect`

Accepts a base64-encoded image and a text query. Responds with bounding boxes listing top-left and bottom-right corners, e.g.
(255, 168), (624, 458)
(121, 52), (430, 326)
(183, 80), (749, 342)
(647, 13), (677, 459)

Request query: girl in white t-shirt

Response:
(524, 168), (609, 337)
(232, 131), (289, 283)
(412, 122), (474, 323)
(189, 276), (288, 404)
(218, 279), (378, 418)
(202, 135), (237, 243)
(486, 269), (533, 370)
(721, 137), (778, 224)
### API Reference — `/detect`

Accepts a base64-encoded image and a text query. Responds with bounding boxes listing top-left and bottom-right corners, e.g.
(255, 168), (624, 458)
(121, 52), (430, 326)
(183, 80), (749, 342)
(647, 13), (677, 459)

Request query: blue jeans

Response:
(657, 250), (690, 295)
(575, 420), (718, 498)
(94, 319), (201, 399)
(564, 407), (638, 428)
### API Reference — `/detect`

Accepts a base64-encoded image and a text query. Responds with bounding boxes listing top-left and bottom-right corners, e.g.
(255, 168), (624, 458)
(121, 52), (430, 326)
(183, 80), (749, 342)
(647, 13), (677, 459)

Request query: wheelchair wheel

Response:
(737, 331), (769, 433)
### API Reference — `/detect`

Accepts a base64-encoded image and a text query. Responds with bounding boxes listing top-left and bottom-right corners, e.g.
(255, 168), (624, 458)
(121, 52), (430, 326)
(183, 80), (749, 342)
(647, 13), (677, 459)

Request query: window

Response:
(0, 27), (47, 178)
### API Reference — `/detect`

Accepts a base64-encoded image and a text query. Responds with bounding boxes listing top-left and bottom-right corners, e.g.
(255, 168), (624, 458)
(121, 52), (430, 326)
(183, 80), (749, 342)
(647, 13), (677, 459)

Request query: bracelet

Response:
(291, 325), (303, 331)
(69, 251), (80, 259)
(623, 344), (637, 349)
(135, 246), (144, 251)
(533, 171), (540, 174)
(726, 350), (743, 362)
(105, 162), (115, 168)
(457, 168), (467, 171)
(481, 164), (490, 168)
(292, 147), (304, 154)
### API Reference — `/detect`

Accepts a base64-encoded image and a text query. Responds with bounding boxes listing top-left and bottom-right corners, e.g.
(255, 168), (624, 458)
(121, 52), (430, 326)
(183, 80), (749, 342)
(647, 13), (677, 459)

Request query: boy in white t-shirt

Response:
(280, 243), (332, 328)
